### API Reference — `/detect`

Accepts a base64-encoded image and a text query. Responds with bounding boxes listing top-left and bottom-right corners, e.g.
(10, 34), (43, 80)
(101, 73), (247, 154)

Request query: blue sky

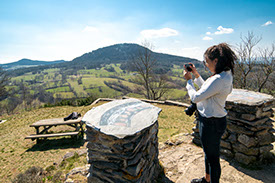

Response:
(0, 0), (274, 63)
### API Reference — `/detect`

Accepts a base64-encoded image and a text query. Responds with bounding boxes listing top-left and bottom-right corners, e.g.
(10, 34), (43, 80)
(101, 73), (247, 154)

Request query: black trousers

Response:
(198, 113), (227, 183)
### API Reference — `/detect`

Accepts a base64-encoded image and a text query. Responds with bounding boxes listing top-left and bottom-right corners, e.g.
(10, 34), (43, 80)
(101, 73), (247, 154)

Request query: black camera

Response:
(185, 63), (193, 72)
(184, 102), (197, 116)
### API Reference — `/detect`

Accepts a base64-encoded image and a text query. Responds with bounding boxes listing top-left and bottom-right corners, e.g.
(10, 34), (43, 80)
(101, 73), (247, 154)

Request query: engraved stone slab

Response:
(226, 89), (274, 106)
(82, 98), (162, 138)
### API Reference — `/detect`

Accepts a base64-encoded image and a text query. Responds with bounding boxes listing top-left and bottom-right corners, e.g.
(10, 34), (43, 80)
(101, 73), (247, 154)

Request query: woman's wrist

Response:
(193, 72), (200, 78)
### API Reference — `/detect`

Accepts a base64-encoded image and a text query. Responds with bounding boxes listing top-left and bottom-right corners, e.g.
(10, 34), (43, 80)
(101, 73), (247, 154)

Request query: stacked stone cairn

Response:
(192, 89), (275, 165)
(82, 99), (162, 183)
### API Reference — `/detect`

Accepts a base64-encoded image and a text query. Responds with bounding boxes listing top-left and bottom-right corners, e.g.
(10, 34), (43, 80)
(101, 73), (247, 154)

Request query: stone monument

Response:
(82, 98), (162, 183)
(192, 89), (275, 165)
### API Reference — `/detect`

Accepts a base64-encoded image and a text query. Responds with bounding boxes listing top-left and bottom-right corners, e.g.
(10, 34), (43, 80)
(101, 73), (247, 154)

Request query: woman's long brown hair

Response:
(204, 43), (237, 74)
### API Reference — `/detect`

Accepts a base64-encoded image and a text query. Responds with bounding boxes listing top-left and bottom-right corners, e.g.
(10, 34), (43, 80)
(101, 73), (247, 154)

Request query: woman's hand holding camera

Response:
(183, 63), (200, 80)
(183, 69), (192, 80)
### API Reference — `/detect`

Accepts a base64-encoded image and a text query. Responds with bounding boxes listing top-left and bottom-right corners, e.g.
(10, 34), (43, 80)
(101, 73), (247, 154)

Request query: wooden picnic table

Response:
(25, 117), (84, 143)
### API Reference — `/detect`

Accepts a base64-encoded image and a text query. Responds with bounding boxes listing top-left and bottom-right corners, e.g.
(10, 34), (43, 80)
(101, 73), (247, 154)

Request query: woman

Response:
(183, 43), (237, 183)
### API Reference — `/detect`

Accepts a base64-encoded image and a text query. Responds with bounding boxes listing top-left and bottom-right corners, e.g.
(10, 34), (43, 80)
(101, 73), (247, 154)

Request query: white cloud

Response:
(140, 28), (179, 39)
(182, 47), (200, 51)
(82, 26), (99, 32)
(206, 32), (211, 35)
(156, 47), (202, 60)
(203, 36), (213, 41)
(214, 26), (234, 35)
(262, 21), (273, 26)
(208, 27), (212, 29)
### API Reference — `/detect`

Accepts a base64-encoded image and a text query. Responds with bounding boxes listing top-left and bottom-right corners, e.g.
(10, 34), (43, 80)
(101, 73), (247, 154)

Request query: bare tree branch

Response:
(234, 31), (262, 89)
(257, 43), (275, 92)
(131, 41), (171, 100)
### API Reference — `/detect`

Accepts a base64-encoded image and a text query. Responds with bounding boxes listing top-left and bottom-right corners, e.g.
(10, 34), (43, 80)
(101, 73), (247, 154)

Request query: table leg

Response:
(35, 127), (40, 144)
(80, 122), (84, 138)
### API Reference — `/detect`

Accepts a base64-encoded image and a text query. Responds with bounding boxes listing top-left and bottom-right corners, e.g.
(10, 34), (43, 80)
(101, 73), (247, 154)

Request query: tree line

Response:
(234, 31), (274, 94)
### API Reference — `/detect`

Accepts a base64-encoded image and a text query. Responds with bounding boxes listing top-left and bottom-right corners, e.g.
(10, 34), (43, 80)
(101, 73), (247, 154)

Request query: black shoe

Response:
(191, 177), (209, 183)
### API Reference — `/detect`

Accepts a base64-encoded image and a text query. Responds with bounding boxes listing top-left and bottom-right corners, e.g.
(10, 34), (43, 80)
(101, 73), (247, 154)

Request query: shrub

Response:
(52, 171), (63, 183)
(12, 166), (44, 183)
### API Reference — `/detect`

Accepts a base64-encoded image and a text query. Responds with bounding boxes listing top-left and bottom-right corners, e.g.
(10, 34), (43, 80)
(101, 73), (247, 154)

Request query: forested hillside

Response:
(7, 43), (202, 77)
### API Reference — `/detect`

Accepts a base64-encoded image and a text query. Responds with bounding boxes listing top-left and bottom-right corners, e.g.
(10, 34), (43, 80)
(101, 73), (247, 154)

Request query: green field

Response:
(2, 64), (189, 108)
(53, 92), (75, 99)
(82, 77), (116, 87)
(46, 86), (70, 93)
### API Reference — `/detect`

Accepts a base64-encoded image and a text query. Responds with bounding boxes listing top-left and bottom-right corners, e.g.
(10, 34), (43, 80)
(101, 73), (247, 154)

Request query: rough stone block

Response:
(124, 158), (145, 177)
(241, 113), (256, 121)
(228, 116), (269, 127)
(127, 151), (143, 166)
(232, 142), (259, 156)
(255, 129), (269, 137)
(235, 152), (257, 165)
(220, 140), (231, 150)
(258, 132), (274, 146)
(263, 104), (273, 112)
(87, 176), (105, 183)
(248, 120), (273, 131)
(228, 111), (238, 118)
(220, 148), (234, 158)
(221, 130), (229, 140)
(237, 134), (257, 148)
(260, 144), (273, 154)
(227, 122), (254, 136)
(256, 109), (273, 119)
(228, 133), (237, 142)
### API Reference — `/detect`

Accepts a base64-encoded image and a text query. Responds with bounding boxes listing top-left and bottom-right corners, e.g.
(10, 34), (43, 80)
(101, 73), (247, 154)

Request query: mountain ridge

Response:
(67, 43), (203, 72)
(0, 59), (66, 70)
(5, 43), (203, 76)
(72, 43), (201, 64)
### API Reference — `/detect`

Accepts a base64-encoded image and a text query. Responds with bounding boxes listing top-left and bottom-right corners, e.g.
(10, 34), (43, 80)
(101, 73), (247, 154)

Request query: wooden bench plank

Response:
(30, 117), (83, 127)
(25, 131), (80, 139)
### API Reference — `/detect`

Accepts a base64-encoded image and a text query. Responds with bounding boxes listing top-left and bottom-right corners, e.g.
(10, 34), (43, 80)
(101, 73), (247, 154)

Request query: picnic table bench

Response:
(25, 117), (84, 143)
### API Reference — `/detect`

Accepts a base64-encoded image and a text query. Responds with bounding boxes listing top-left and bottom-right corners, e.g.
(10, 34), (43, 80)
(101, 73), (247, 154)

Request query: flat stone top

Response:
(226, 89), (274, 106)
(82, 98), (162, 138)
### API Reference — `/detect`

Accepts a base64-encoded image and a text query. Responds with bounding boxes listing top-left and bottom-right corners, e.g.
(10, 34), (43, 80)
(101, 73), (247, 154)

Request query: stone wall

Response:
(82, 99), (162, 183)
(192, 89), (275, 165)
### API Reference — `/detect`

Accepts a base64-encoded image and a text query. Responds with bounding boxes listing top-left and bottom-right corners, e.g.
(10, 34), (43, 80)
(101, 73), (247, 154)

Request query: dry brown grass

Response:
(157, 103), (195, 142)
(0, 101), (193, 182)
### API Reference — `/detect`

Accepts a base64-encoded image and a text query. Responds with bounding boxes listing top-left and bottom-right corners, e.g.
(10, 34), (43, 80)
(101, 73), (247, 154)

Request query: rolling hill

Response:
(0, 59), (66, 70)
(6, 43), (203, 76)
(70, 43), (202, 69)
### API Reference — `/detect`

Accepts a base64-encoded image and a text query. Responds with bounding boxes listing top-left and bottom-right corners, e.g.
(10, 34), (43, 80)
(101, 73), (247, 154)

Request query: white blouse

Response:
(186, 70), (233, 118)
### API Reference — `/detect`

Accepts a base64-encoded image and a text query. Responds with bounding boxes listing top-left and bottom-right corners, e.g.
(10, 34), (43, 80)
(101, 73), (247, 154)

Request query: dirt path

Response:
(158, 134), (275, 183)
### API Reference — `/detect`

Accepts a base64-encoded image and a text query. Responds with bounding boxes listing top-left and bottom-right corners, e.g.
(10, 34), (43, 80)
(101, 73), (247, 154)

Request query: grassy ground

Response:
(0, 101), (194, 183)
